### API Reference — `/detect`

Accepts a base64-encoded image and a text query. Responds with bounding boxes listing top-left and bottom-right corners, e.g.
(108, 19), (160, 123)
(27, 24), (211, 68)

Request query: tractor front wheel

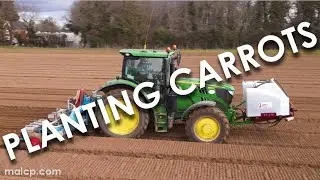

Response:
(185, 107), (229, 143)
(96, 88), (149, 138)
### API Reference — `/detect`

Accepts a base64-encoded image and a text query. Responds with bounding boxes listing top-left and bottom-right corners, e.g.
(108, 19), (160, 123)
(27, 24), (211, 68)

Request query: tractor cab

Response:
(119, 47), (181, 131)
(119, 48), (179, 87)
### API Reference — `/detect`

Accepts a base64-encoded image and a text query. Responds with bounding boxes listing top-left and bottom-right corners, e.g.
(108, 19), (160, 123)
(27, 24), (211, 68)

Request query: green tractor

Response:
(93, 47), (296, 143)
(94, 47), (239, 143)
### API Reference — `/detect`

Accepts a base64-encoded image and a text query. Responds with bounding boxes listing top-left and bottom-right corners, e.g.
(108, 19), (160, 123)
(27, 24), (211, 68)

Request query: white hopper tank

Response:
(242, 79), (290, 117)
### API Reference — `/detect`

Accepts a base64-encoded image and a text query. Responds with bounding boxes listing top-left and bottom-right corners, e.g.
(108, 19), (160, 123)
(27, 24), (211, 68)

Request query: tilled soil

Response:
(0, 49), (319, 179)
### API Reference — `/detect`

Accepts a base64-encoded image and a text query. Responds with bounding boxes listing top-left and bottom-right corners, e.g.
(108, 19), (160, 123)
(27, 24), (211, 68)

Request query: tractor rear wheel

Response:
(185, 107), (229, 143)
(96, 88), (149, 138)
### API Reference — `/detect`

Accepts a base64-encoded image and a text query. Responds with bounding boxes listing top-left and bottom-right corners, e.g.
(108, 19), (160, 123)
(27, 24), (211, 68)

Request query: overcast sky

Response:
(16, 0), (76, 26)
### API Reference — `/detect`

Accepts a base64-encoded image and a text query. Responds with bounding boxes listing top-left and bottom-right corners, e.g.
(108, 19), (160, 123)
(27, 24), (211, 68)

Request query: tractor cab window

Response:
(123, 57), (164, 84)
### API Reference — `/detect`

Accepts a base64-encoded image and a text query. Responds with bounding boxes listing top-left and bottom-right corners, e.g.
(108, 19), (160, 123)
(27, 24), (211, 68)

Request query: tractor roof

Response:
(119, 49), (175, 58)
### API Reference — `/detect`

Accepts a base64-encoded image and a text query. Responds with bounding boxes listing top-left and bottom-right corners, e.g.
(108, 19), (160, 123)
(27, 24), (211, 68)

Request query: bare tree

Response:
(0, 1), (19, 43)
(16, 3), (39, 44)
(17, 3), (39, 23)
(36, 17), (59, 32)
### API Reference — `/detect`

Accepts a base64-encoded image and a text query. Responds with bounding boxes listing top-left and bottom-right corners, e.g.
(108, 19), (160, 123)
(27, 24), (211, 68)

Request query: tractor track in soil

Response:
(44, 137), (320, 168)
(142, 126), (320, 149)
(1, 150), (320, 180)
(1, 50), (320, 179)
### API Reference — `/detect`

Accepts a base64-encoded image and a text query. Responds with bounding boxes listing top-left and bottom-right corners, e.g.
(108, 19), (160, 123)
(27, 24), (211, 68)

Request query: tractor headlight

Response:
(228, 90), (234, 96)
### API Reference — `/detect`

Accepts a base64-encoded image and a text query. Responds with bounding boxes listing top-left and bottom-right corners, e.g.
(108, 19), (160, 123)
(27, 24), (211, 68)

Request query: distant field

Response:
(0, 47), (320, 179)
(0, 47), (319, 56)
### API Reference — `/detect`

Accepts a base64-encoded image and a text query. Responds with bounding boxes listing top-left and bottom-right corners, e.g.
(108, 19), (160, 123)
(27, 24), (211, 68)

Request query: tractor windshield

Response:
(123, 57), (164, 84)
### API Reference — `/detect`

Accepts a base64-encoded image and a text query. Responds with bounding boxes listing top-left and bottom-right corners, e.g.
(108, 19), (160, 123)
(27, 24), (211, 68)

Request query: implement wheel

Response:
(96, 88), (149, 138)
(185, 107), (229, 143)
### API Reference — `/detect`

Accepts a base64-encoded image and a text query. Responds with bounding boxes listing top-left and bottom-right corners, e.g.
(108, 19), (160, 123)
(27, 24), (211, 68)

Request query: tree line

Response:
(67, 1), (320, 49)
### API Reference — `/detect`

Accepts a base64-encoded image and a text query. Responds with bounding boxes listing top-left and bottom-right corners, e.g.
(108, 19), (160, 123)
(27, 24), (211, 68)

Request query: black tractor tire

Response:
(185, 107), (230, 143)
(96, 88), (149, 138)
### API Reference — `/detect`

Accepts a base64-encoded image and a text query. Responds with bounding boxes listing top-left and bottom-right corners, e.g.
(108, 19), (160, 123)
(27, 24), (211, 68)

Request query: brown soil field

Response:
(0, 48), (320, 179)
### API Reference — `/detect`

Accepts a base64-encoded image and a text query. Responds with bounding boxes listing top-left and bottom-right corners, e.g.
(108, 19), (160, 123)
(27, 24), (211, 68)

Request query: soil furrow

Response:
(142, 125), (320, 148)
(1, 150), (320, 180)
(45, 137), (320, 168)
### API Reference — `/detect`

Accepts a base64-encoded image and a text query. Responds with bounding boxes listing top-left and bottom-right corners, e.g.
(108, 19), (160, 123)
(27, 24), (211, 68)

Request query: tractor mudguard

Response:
(181, 101), (217, 120)
(95, 78), (154, 107)
(96, 79), (138, 93)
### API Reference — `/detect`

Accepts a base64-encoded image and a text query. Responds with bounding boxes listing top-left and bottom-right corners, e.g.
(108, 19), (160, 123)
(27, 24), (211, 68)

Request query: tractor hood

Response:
(176, 78), (235, 91)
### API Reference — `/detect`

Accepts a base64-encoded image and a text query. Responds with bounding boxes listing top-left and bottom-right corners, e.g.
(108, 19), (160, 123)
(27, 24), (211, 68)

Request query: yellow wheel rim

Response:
(194, 117), (220, 142)
(105, 100), (140, 135)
